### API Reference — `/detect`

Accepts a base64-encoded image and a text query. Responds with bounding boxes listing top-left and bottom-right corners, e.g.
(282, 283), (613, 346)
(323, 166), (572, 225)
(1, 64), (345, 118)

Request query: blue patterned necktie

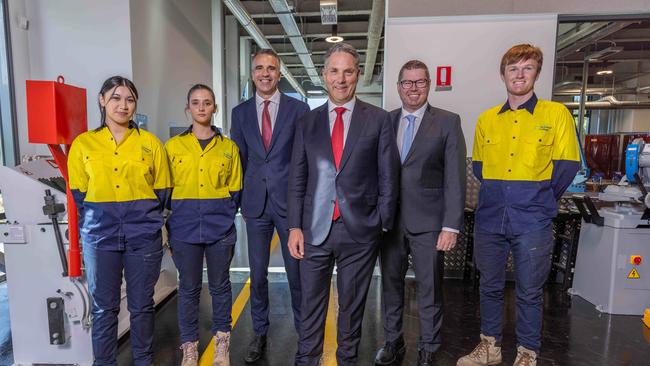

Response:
(401, 114), (416, 163)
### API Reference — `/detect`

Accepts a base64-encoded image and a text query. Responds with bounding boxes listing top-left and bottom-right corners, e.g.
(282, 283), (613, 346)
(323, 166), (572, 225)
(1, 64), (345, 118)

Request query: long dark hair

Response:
(96, 76), (139, 131)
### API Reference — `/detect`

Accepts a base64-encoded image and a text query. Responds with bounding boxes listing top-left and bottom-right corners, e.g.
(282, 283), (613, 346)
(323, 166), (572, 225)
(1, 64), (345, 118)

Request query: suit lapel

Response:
(316, 104), (335, 167)
(267, 93), (288, 154)
(338, 100), (367, 172)
(403, 104), (435, 163)
(392, 110), (401, 135)
(245, 98), (266, 155)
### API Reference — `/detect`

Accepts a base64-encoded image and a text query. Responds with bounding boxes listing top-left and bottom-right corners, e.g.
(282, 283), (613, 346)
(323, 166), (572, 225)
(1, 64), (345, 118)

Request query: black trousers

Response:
(379, 217), (444, 353)
(295, 220), (379, 366)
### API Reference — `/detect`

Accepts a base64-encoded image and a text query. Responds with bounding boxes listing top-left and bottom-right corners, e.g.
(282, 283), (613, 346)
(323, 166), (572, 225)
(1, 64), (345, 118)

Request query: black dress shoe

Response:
(417, 349), (436, 366)
(375, 337), (406, 365)
(244, 334), (267, 363)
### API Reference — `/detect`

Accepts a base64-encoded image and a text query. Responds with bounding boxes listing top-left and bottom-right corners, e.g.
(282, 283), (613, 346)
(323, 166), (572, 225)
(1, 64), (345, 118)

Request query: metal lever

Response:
(42, 189), (68, 276)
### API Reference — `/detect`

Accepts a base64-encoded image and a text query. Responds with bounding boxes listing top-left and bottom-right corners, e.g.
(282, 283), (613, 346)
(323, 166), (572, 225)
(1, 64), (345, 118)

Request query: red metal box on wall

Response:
(26, 76), (87, 145)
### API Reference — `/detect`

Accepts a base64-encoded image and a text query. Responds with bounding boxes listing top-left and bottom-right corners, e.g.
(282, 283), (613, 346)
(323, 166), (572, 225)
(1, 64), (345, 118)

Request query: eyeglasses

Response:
(398, 79), (429, 89)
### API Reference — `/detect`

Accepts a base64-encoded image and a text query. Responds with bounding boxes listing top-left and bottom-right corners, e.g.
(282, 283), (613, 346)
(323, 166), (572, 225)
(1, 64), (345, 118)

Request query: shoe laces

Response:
(180, 341), (198, 360)
(215, 333), (230, 355)
(469, 339), (490, 359)
(516, 350), (535, 366)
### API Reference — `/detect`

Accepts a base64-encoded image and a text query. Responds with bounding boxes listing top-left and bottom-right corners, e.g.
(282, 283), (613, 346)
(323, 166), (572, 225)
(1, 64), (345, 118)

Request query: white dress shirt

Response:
(397, 103), (459, 234)
(327, 98), (356, 145)
(256, 90), (281, 134)
(396, 103), (428, 153)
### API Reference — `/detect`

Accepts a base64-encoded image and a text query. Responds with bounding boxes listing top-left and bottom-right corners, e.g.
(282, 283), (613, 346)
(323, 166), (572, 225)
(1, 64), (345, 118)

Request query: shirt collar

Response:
(328, 97), (356, 115)
(498, 93), (538, 115)
(400, 103), (428, 121)
(256, 89), (281, 107)
(180, 124), (221, 136)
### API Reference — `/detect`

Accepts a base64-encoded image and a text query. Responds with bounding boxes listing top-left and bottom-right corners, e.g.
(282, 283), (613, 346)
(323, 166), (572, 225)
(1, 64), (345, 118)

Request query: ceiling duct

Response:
(269, 0), (322, 86)
(563, 95), (650, 109)
(362, 0), (385, 86)
(222, 0), (306, 97)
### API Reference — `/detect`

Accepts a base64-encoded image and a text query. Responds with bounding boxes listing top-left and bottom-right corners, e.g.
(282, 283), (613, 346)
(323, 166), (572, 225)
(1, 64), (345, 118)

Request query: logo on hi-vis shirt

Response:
(223, 152), (232, 159)
(142, 146), (152, 154)
(537, 124), (552, 132)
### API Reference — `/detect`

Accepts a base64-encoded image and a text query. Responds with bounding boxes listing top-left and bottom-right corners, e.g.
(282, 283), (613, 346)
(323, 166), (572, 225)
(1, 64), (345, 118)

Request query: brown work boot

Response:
(213, 331), (231, 366)
(180, 340), (199, 366)
(456, 334), (502, 366)
(513, 345), (537, 366)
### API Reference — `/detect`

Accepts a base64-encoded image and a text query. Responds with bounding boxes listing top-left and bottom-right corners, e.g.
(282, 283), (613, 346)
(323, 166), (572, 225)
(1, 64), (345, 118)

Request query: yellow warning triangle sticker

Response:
(628, 267), (640, 279)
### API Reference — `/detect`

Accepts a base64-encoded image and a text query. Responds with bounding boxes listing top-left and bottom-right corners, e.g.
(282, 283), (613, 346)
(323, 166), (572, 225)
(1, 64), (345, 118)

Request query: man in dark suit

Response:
(287, 42), (400, 366)
(230, 48), (310, 363)
(374, 60), (466, 366)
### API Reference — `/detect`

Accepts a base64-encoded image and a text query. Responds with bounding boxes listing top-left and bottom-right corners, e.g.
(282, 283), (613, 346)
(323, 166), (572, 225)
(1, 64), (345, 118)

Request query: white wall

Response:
(130, 0), (212, 140)
(383, 14), (558, 153)
(9, 0), (133, 158)
(388, 0), (650, 17)
(619, 109), (650, 132)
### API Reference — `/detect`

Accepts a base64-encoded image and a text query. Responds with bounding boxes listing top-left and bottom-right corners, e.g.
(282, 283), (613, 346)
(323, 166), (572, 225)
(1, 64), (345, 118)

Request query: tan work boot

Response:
(213, 331), (231, 366)
(180, 340), (199, 366)
(513, 345), (537, 366)
(457, 334), (502, 366)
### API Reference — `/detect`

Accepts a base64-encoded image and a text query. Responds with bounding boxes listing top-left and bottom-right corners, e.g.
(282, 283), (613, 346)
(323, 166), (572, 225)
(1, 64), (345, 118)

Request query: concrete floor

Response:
(1, 218), (649, 365)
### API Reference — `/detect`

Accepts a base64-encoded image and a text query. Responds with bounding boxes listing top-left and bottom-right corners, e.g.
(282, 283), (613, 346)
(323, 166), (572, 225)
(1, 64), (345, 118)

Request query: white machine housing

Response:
(0, 158), (177, 366)
(571, 204), (650, 315)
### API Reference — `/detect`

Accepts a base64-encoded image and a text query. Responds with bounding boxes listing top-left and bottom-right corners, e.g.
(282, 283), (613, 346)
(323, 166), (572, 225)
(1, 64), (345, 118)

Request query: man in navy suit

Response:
(375, 60), (466, 366)
(230, 48), (310, 363)
(287, 42), (400, 366)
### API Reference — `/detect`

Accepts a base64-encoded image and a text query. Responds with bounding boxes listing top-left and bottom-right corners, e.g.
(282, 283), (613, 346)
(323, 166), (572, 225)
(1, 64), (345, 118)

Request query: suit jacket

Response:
(392, 104), (466, 234)
(230, 93), (310, 218)
(287, 99), (400, 245)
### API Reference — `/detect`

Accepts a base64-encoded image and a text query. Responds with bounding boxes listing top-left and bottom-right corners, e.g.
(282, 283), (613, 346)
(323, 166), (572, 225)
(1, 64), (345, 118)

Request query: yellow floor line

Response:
(199, 234), (278, 365)
(322, 284), (338, 366)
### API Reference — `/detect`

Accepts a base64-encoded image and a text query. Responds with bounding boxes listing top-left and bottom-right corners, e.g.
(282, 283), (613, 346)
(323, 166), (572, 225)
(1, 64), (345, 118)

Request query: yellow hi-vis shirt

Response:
(471, 94), (580, 234)
(68, 125), (172, 249)
(164, 127), (242, 244)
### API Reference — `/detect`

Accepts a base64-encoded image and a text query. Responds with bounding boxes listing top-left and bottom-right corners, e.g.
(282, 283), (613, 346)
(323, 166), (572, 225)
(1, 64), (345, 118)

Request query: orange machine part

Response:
(26, 76), (87, 145)
(27, 76), (87, 278)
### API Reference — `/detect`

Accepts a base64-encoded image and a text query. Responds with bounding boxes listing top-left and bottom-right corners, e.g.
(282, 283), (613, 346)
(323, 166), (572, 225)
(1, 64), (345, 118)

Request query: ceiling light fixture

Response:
(586, 46), (623, 61)
(325, 24), (344, 43)
(596, 69), (614, 75)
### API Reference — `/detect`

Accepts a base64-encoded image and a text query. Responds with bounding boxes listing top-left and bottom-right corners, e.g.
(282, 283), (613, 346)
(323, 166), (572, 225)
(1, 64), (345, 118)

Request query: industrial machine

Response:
(0, 77), (177, 365)
(570, 138), (650, 315)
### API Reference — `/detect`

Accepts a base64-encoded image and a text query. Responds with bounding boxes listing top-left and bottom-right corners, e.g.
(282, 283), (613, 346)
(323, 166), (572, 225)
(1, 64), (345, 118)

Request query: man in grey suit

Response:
(375, 60), (466, 366)
(287, 43), (400, 366)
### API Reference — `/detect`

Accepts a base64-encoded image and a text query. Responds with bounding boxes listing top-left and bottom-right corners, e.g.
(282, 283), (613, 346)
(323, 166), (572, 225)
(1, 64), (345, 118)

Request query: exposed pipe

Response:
(222, 0), (306, 97)
(362, 0), (385, 86)
(578, 50), (590, 141)
(563, 95), (650, 109)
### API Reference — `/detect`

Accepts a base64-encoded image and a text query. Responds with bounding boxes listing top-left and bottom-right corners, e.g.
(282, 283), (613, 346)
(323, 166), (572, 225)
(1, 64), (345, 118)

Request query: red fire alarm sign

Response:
(436, 66), (452, 91)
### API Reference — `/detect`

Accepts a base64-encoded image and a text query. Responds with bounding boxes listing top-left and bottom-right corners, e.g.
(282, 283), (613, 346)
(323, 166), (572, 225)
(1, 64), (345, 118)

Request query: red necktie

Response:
(331, 107), (345, 220)
(261, 100), (272, 151)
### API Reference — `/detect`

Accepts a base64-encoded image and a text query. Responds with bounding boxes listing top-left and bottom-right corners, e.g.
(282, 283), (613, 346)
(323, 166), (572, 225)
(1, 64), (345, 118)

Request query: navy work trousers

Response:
(474, 223), (554, 353)
(171, 230), (236, 342)
(84, 236), (163, 366)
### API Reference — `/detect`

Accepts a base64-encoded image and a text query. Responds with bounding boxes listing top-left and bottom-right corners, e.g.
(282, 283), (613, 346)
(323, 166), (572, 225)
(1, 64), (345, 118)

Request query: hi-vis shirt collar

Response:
(180, 124), (221, 137)
(498, 93), (538, 115)
(178, 125), (222, 154)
